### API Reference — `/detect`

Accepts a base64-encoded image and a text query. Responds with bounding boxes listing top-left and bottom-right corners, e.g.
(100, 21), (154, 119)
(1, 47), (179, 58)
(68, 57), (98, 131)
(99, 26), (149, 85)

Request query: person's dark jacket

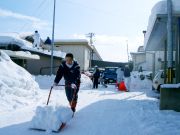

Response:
(124, 68), (131, 77)
(54, 61), (81, 86)
(93, 69), (100, 79)
(44, 38), (51, 45)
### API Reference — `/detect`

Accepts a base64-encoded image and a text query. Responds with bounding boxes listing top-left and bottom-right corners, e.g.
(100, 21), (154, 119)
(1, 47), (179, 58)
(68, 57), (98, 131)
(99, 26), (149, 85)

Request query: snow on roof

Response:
(0, 33), (32, 48)
(161, 83), (180, 88)
(54, 39), (88, 43)
(1, 49), (40, 60)
(0, 33), (66, 59)
(144, 0), (180, 48)
(22, 47), (66, 59)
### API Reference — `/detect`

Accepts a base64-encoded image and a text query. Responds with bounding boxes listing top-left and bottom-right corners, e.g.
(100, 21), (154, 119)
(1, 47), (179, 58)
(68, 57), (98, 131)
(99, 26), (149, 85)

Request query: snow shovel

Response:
(30, 84), (74, 133)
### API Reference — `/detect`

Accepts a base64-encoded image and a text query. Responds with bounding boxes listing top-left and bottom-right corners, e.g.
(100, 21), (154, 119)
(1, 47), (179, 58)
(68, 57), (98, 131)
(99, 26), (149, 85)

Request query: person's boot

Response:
(70, 101), (77, 112)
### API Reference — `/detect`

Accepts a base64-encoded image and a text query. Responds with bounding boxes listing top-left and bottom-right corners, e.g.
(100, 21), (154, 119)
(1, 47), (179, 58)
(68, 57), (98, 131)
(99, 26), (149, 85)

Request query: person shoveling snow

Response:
(30, 53), (81, 132)
(54, 53), (81, 114)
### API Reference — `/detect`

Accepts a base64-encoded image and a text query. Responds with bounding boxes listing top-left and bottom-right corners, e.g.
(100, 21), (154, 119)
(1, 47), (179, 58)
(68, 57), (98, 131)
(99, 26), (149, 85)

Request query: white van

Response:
(152, 70), (176, 91)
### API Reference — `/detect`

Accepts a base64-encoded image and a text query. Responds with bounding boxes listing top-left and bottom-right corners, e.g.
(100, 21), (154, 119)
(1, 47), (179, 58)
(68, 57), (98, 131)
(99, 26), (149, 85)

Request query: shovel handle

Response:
(46, 84), (66, 105)
(46, 86), (53, 105)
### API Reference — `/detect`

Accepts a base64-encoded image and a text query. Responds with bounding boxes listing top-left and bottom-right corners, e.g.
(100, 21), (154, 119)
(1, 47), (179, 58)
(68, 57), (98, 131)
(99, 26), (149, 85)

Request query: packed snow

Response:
(0, 51), (39, 113)
(30, 106), (72, 132)
(0, 61), (180, 135)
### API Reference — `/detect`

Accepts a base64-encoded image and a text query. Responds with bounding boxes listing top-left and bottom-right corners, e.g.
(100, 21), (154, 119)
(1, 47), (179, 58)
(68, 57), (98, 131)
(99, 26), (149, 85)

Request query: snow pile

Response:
(130, 71), (152, 91)
(80, 74), (93, 89)
(35, 75), (64, 89)
(35, 74), (93, 90)
(31, 105), (73, 132)
(161, 83), (180, 88)
(0, 51), (39, 112)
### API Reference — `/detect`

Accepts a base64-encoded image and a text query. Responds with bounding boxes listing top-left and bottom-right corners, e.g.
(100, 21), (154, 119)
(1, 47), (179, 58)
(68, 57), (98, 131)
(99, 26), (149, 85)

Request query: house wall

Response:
(26, 55), (61, 75)
(84, 47), (90, 71)
(145, 53), (154, 71)
(131, 54), (146, 71)
(55, 45), (90, 71)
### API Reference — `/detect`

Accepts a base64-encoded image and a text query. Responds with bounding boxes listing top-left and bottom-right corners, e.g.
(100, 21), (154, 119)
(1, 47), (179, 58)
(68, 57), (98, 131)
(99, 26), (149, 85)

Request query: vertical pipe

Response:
(164, 40), (167, 83)
(51, 0), (56, 75)
(177, 18), (180, 83)
(167, 0), (173, 83)
(152, 52), (156, 79)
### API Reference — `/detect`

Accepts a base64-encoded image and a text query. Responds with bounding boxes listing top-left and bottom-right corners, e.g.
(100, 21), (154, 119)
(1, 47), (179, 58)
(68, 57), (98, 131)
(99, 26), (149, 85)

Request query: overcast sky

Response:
(0, 0), (161, 62)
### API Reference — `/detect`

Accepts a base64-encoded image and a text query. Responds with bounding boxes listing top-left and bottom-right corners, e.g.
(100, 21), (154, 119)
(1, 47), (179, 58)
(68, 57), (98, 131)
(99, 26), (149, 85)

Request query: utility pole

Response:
(50, 0), (56, 75)
(126, 40), (129, 62)
(86, 33), (95, 68)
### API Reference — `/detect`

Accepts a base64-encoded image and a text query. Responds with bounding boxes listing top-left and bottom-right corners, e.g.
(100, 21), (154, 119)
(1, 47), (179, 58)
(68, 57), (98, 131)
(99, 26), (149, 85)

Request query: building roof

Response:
(55, 39), (103, 61)
(55, 39), (89, 45)
(144, 0), (180, 51)
(130, 52), (146, 55)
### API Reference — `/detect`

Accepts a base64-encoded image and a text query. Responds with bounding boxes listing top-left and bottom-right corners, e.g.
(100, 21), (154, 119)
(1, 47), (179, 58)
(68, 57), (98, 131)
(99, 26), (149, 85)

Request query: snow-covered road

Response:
(1, 84), (180, 135)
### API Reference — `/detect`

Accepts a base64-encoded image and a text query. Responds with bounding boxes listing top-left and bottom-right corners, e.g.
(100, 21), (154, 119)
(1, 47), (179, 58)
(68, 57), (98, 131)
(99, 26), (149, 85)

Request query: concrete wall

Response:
(26, 55), (61, 75)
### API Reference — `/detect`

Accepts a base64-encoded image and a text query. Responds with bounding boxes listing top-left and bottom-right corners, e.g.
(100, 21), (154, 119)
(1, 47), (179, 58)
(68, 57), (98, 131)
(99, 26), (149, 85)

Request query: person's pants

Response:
(65, 86), (79, 103)
(124, 77), (131, 90)
(65, 85), (79, 112)
(93, 78), (99, 89)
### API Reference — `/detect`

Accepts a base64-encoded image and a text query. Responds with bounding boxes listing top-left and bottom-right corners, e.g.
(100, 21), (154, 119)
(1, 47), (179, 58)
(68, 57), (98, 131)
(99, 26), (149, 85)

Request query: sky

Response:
(0, 0), (161, 62)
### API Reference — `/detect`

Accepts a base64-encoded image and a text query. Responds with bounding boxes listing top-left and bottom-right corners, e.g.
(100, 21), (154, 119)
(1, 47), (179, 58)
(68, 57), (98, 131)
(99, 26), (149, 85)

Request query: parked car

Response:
(152, 70), (164, 91)
(103, 67), (118, 84)
(152, 69), (176, 91)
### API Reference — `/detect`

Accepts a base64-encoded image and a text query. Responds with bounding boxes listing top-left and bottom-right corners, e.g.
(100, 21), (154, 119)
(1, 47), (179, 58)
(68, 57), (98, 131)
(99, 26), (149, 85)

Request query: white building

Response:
(54, 39), (102, 71)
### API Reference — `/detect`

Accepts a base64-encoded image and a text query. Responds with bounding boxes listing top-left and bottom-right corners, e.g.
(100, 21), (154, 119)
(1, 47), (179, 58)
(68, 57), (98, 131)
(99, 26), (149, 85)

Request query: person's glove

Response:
(71, 83), (77, 89)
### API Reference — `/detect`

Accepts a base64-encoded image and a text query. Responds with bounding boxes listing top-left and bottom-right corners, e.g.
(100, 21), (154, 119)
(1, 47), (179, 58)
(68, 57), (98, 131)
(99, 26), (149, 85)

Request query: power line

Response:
(61, 0), (115, 15)
(19, 0), (50, 32)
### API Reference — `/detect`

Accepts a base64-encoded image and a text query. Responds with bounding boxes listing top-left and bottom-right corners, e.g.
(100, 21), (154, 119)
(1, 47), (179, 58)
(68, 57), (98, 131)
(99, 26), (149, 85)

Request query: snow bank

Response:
(130, 71), (152, 91)
(35, 74), (93, 90)
(80, 74), (93, 89)
(35, 75), (64, 89)
(0, 51), (39, 112)
(30, 105), (72, 132)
